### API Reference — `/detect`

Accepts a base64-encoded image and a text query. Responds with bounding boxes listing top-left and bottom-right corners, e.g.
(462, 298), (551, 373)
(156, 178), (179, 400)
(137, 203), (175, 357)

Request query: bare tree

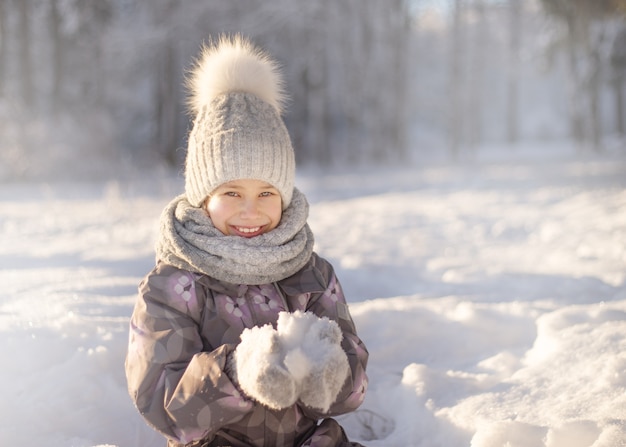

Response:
(49, 0), (63, 109)
(0, 0), (421, 175)
(18, 0), (33, 109)
(256, 0), (411, 165)
(448, 0), (466, 159)
(540, 0), (623, 151)
(0, 0), (7, 97)
(358, 0), (411, 163)
(389, 0), (411, 162)
(507, 0), (523, 144)
(467, 0), (488, 152)
(90, 1), (113, 104)
(153, 0), (182, 166)
(611, 26), (626, 136)
(306, 3), (332, 166)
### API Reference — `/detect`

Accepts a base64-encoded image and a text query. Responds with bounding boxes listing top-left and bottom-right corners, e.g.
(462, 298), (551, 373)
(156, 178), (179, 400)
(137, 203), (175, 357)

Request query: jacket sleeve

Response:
(125, 264), (254, 445)
(299, 257), (369, 420)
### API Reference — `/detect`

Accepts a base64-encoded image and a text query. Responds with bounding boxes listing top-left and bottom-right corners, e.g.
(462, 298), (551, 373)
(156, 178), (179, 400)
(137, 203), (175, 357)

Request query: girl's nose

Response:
(240, 199), (261, 218)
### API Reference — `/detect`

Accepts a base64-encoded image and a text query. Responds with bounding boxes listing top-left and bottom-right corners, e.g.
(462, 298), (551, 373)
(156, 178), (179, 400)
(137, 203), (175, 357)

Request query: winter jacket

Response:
(125, 252), (369, 447)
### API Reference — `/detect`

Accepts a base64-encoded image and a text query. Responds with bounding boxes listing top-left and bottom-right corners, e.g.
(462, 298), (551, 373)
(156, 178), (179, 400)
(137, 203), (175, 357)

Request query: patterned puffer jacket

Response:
(125, 252), (369, 447)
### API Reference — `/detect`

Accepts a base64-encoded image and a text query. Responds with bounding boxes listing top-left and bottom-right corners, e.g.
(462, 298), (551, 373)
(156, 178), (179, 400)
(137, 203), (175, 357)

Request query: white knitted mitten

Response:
(230, 324), (298, 410)
(278, 311), (350, 413)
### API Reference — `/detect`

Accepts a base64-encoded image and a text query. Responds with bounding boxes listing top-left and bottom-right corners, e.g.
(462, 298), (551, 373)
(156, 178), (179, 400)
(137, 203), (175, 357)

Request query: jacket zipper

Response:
(273, 282), (290, 312)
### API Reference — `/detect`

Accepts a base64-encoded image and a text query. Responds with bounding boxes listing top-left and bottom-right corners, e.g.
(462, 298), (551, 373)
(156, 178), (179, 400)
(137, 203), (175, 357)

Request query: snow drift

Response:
(0, 148), (625, 446)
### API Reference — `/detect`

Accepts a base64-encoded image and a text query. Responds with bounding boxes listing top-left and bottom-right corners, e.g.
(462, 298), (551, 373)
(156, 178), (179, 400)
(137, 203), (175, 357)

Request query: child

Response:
(125, 35), (369, 447)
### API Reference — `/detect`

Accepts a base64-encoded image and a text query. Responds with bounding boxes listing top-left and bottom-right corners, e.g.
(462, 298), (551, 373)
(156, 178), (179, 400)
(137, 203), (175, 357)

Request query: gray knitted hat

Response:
(185, 35), (295, 209)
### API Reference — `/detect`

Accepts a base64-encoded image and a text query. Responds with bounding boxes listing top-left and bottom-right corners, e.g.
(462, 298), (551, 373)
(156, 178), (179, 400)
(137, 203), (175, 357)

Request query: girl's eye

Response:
(225, 191), (239, 197)
(259, 191), (273, 197)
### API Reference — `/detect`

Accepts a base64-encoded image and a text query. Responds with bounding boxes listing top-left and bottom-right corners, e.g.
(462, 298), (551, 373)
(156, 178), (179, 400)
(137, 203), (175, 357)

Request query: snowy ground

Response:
(1, 146), (625, 447)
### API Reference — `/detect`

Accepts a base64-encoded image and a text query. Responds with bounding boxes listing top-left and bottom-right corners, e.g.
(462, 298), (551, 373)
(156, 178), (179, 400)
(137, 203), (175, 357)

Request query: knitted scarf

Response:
(156, 188), (315, 285)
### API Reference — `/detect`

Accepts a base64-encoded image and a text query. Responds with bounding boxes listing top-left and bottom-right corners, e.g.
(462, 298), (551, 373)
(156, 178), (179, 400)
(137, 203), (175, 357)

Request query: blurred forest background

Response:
(0, 0), (625, 181)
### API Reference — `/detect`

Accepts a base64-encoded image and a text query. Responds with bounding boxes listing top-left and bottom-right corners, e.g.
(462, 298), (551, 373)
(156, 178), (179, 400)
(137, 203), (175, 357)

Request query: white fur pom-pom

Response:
(187, 34), (287, 116)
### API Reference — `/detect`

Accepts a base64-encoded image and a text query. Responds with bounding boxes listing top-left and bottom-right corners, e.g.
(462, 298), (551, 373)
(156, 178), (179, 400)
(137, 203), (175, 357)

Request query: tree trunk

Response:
(49, 0), (63, 109)
(448, 0), (465, 159)
(467, 0), (487, 153)
(156, 42), (179, 166)
(18, 0), (33, 109)
(585, 27), (603, 152)
(0, 0), (6, 97)
(304, 0), (331, 166)
(565, 14), (587, 150)
(611, 27), (626, 136)
(91, 1), (110, 105)
(389, 0), (410, 162)
(615, 75), (625, 135)
(507, 0), (522, 144)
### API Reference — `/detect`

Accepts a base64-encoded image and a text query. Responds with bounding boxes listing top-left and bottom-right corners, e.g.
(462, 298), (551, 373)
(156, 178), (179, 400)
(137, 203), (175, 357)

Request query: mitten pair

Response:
(229, 311), (350, 413)
(228, 323), (299, 410)
(279, 311), (350, 412)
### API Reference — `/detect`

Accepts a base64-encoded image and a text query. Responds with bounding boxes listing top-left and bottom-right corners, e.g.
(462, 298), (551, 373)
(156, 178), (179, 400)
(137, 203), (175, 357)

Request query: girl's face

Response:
(204, 179), (283, 237)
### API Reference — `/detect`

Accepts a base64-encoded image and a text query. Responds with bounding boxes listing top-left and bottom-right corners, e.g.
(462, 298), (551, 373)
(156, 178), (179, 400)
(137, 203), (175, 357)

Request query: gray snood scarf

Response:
(155, 188), (315, 285)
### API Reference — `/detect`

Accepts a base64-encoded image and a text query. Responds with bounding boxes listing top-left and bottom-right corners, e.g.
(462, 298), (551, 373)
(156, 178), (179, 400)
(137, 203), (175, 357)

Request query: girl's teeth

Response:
(238, 227), (260, 233)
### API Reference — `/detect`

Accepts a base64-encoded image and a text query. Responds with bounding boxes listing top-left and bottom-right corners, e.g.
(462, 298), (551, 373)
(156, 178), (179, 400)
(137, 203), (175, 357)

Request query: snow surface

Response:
(1, 146), (625, 447)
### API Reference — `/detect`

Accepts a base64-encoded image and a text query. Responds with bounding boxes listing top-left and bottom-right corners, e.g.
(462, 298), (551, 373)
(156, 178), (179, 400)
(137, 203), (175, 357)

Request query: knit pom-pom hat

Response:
(185, 35), (295, 209)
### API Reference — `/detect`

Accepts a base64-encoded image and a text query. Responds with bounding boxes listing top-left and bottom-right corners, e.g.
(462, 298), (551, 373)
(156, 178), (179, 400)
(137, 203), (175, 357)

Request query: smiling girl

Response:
(125, 35), (369, 447)
(205, 179), (282, 238)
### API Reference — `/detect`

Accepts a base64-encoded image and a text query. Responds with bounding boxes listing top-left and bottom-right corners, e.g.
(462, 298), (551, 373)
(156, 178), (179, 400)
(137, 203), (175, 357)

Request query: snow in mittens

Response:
(0, 147), (625, 446)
